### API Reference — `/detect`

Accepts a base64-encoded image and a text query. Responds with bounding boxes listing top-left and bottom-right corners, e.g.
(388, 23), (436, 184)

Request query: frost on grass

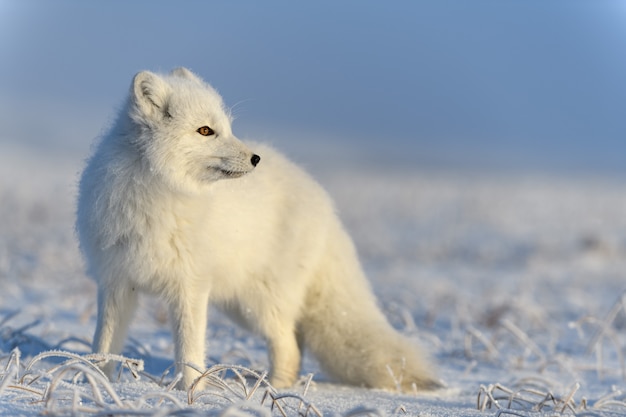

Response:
(467, 291), (626, 417)
(0, 339), (325, 417)
(0, 310), (330, 416)
(477, 380), (626, 416)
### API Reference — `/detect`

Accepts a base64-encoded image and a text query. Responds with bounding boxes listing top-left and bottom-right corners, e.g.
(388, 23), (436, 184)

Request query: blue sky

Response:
(2, 1), (626, 173)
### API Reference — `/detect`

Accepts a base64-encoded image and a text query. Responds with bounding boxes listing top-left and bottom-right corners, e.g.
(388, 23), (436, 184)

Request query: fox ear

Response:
(132, 71), (170, 117)
(170, 67), (202, 84)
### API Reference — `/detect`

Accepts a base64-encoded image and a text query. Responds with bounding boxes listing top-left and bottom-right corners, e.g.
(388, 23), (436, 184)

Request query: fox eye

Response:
(196, 126), (215, 136)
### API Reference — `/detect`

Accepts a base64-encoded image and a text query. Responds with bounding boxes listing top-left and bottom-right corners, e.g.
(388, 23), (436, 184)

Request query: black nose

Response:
(251, 154), (261, 166)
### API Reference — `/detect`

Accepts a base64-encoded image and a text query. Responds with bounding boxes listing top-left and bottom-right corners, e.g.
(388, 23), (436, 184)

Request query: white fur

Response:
(76, 68), (439, 391)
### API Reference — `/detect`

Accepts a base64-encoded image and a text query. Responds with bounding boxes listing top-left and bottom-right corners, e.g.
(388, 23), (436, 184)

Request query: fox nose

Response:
(251, 154), (261, 167)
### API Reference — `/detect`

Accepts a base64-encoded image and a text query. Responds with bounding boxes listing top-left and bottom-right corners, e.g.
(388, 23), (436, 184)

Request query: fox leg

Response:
(264, 319), (301, 388)
(93, 285), (139, 379)
(168, 290), (210, 390)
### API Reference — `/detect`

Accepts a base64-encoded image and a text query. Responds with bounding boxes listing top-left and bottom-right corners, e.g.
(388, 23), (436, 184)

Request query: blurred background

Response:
(1, 0), (625, 175)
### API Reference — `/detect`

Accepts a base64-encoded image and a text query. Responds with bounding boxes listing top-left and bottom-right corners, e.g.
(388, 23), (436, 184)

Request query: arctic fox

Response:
(76, 68), (439, 392)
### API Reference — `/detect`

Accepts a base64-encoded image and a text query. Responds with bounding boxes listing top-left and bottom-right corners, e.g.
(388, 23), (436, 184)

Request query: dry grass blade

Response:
(188, 364), (275, 407)
(465, 325), (500, 360)
(559, 382), (580, 413)
(245, 370), (268, 401)
(297, 373), (315, 414)
(44, 362), (124, 408)
(586, 291), (626, 355)
(573, 315), (626, 380)
(21, 350), (104, 383)
(477, 383), (513, 411)
(0, 363), (16, 397)
(592, 388), (623, 409)
(477, 379), (626, 416)
(500, 319), (545, 363)
(577, 293), (626, 380)
(260, 389), (288, 417)
(268, 392), (323, 417)
(1, 348), (20, 383)
(0, 310), (20, 329)
(0, 348), (46, 400)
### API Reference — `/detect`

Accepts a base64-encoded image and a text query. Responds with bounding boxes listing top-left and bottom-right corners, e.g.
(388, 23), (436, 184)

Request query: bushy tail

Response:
(299, 234), (441, 392)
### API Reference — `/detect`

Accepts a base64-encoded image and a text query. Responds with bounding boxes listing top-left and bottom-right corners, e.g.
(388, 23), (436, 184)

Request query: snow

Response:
(1, 144), (626, 416)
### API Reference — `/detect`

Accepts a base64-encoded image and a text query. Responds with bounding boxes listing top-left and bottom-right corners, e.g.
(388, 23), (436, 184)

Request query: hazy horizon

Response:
(2, 1), (625, 175)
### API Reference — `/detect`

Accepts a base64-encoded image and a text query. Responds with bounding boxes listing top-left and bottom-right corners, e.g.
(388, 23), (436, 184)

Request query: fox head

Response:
(127, 67), (260, 192)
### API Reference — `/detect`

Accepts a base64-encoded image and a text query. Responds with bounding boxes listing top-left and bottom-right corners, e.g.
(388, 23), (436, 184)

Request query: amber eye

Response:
(197, 126), (215, 136)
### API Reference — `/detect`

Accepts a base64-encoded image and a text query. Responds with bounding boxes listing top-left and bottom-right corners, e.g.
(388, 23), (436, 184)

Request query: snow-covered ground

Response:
(1, 144), (626, 416)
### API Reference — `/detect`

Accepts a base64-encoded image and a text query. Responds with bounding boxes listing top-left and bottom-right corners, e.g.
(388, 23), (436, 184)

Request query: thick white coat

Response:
(76, 68), (438, 391)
